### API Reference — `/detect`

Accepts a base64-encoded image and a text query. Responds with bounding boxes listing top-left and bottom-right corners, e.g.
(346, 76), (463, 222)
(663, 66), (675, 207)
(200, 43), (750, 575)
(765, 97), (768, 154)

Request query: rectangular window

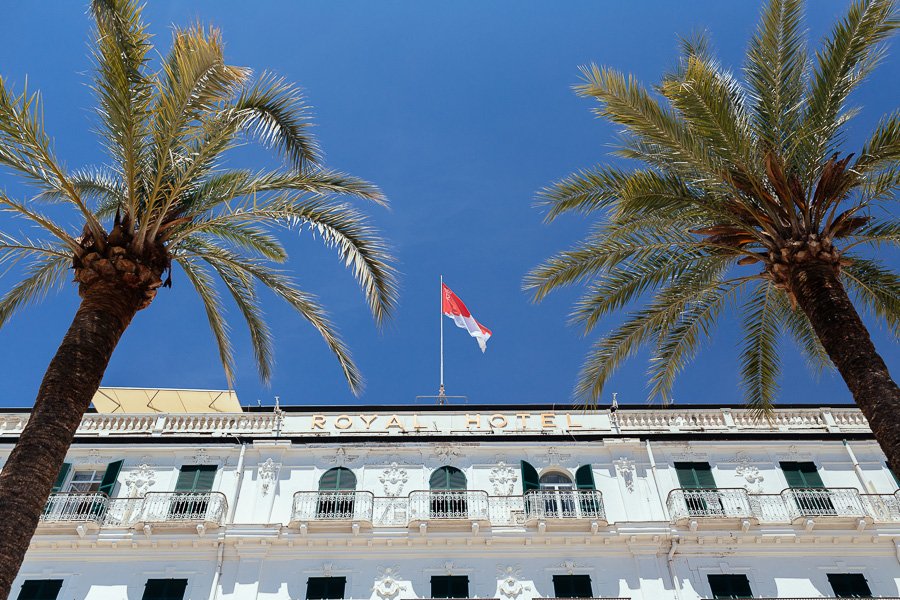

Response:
(17, 580), (63, 600)
(175, 465), (217, 492)
(674, 462), (716, 489)
(431, 576), (469, 599)
(552, 574), (593, 598)
(707, 574), (752, 599)
(66, 470), (104, 493)
(306, 577), (346, 600)
(141, 580), (187, 600)
(779, 461), (825, 488)
(828, 573), (872, 598)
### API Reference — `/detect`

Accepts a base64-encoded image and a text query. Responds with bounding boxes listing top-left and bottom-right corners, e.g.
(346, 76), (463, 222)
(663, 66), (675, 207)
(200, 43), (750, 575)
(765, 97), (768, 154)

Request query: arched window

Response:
(318, 467), (357, 491)
(539, 471), (574, 490)
(316, 468), (356, 519)
(430, 466), (467, 490)
(429, 466), (467, 518)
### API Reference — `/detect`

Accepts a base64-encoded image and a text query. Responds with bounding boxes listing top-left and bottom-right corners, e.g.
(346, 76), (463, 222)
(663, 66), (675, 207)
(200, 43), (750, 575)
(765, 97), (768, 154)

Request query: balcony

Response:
(104, 492), (227, 531)
(667, 488), (753, 524)
(290, 491), (375, 529)
(40, 493), (110, 529)
(524, 490), (606, 527)
(408, 490), (491, 528)
(781, 488), (867, 523)
(862, 491), (900, 522)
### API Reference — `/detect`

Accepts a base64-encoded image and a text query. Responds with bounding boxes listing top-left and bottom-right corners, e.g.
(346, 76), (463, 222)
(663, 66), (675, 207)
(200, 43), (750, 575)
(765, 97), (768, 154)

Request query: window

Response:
(306, 577), (346, 600)
(142, 580), (187, 600)
(552, 574), (592, 598)
(16, 580), (63, 600)
(780, 461), (834, 515)
(67, 470), (104, 493)
(170, 465), (217, 519)
(828, 573), (872, 598)
(675, 462), (721, 516)
(317, 468), (357, 518)
(431, 575), (469, 599)
(707, 574), (752, 599)
(429, 466), (468, 518)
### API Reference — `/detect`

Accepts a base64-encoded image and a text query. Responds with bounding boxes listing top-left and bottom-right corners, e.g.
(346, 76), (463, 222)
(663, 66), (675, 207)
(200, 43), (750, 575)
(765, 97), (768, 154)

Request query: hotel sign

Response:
(296, 411), (612, 436)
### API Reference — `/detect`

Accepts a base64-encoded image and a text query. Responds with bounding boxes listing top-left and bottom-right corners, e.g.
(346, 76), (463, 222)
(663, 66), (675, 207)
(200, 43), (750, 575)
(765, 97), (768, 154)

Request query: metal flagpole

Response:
(439, 275), (445, 400)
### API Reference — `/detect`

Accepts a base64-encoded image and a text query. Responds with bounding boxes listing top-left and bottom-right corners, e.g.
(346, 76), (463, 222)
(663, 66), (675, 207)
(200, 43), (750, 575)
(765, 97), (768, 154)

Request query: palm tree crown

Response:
(0, 0), (398, 393)
(526, 0), (899, 411)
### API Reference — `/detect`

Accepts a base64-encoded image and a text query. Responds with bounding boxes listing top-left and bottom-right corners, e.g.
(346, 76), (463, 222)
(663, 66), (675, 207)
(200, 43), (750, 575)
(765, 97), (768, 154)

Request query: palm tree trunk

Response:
(0, 283), (142, 599)
(791, 260), (900, 471)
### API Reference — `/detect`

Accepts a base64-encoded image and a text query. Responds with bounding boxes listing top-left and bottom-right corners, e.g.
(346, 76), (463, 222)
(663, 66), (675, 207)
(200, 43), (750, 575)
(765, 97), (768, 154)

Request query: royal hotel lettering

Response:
(308, 412), (585, 432)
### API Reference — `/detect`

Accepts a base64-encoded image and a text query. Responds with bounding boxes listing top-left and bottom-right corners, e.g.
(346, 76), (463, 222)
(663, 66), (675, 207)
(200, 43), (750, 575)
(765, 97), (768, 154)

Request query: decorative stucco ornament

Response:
(258, 458), (279, 496)
(613, 457), (636, 492)
(734, 454), (764, 492)
(192, 448), (211, 465)
(489, 462), (518, 495)
(373, 566), (406, 600)
(497, 565), (527, 600)
(331, 447), (359, 466)
(126, 463), (156, 497)
(432, 443), (462, 461)
(380, 462), (409, 497)
(545, 447), (571, 465)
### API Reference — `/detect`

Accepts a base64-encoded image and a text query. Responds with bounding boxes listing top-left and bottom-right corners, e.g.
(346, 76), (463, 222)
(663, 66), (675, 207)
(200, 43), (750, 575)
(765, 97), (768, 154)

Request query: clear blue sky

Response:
(0, 1), (896, 409)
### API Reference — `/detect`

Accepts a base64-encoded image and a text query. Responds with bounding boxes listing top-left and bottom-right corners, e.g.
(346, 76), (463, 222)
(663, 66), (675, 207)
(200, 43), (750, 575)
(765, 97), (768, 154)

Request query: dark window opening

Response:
(17, 580), (63, 600)
(675, 462), (722, 516)
(780, 461), (834, 514)
(142, 579), (188, 600)
(170, 465), (217, 519)
(306, 577), (346, 600)
(828, 573), (872, 598)
(431, 575), (469, 599)
(552, 574), (593, 598)
(708, 574), (752, 599)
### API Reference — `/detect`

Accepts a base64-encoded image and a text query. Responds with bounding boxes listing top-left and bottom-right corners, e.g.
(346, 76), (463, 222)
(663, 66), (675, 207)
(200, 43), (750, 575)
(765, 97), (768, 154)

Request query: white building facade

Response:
(3, 395), (900, 600)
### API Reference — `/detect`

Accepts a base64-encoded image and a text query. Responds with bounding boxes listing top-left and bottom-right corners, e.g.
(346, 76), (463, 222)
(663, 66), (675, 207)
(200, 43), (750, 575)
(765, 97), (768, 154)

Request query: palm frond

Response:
(841, 255), (900, 337)
(0, 254), (71, 330)
(745, 0), (807, 151)
(793, 0), (899, 177)
(854, 110), (900, 174)
(771, 287), (833, 375)
(173, 255), (236, 385)
(739, 281), (783, 416)
(0, 193), (80, 253)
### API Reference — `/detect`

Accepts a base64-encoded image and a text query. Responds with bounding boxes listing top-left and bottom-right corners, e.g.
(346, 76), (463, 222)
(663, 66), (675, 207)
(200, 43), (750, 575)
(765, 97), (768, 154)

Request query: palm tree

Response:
(527, 0), (899, 463)
(0, 0), (397, 593)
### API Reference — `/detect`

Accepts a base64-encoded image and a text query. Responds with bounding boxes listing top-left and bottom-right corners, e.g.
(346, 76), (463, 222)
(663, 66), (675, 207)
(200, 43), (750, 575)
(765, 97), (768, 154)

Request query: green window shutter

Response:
(521, 461), (540, 493)
(17, 580), (63, 600)
(675, 462), (715, 489)
(176, 465), (217, 492)
(319, 468), (356, 491)
(51, 463), (71, 494)
(575, 465), (596, 490)
(142, 579), (187, 600)
(306, 577), (345, 600)
(780, 462), (825, 488)
(98, 460), (123, 497)
(827, 573), (872, 598)
(552, 575), (592, 598)
(708, 574), (752, 599)
(431, 576), (468, 598)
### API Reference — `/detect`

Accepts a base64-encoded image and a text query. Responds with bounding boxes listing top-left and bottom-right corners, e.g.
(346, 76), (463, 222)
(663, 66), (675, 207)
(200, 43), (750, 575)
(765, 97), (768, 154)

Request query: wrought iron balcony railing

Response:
(408, 490), (491, 522)
(100, 492), (227, 527)
(781, 487), (867, 521)
(861, 491), (900, 522)
(702, 598), (900, 600)
(40, 493), (110, 524)
(291, 490), (375, 524)
(667, 488), (753, 521)
(524, 490), (606, 522)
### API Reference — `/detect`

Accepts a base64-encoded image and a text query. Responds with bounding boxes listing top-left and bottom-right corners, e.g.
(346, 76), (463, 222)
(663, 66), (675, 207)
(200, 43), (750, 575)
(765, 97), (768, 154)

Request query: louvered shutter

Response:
(17, 580), (63, 600)
(306, 577), (345, 600)
(431, 576), (468, 599)
(98, 460), (123, 497)
(675, 462), (715, 489)
(780, 462), (824, 488)
(176, 465), (217, 492)
(552, 575), (592, 598)
(520, 461), (540, 493)
(430, 467), (466, 490)
(447, 468), (466, 490)
(50, 463), (71, 494)
(319, 468), (356, 491)
(575, 465), (596, 490)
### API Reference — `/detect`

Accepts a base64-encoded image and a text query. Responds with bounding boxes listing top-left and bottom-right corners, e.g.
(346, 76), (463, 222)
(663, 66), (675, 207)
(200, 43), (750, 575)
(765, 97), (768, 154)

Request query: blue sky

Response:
(0, 1), (896, 409)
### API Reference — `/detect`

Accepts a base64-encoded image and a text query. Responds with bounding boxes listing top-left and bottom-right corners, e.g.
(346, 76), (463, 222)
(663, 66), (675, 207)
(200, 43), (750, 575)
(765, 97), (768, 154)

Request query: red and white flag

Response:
(442, 283), (492, 352)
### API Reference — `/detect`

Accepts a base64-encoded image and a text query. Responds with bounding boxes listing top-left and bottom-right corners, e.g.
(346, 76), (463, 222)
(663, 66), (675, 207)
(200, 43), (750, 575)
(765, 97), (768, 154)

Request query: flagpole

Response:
(439, 275), (445, 399)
